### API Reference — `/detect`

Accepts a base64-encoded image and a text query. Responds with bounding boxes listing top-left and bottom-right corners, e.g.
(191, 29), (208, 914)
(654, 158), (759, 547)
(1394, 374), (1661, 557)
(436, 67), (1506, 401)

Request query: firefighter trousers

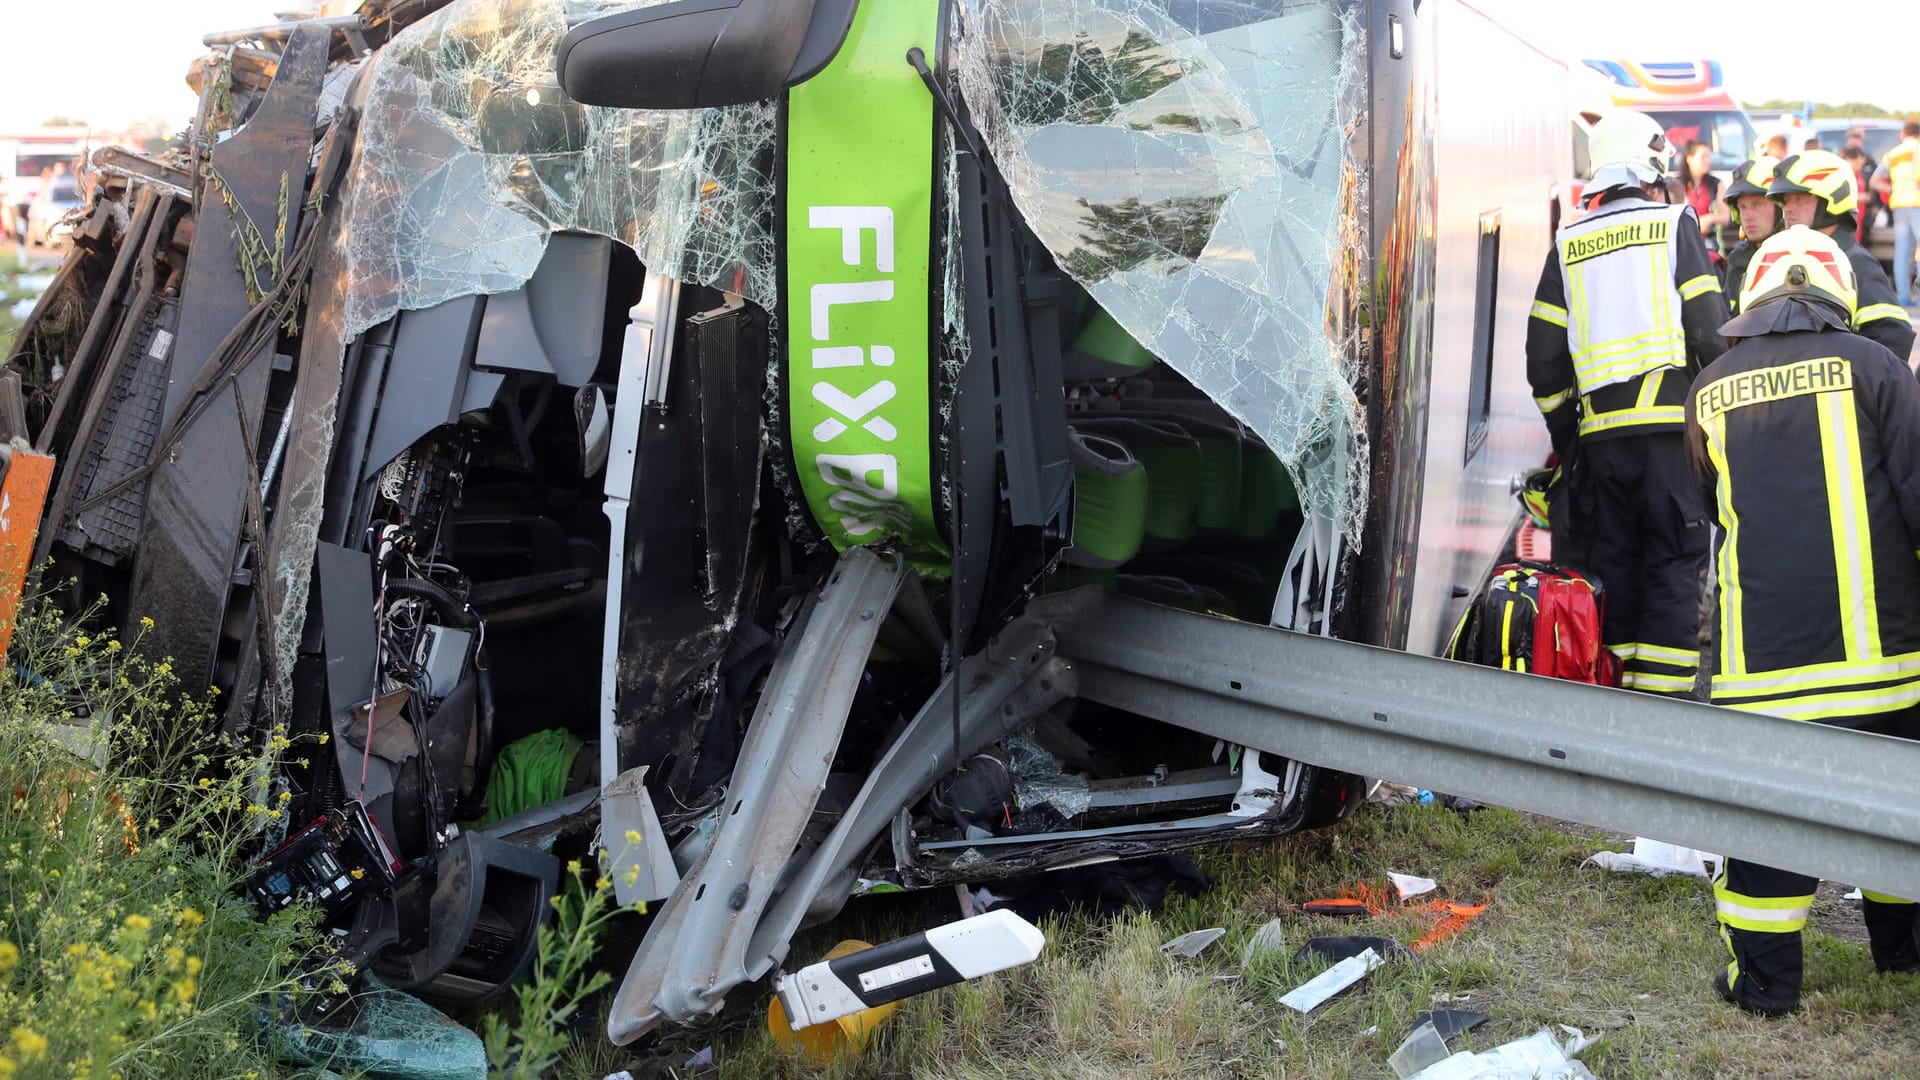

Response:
(1562, 432), (1708, 696)
(1715, 707), (1920, 1014)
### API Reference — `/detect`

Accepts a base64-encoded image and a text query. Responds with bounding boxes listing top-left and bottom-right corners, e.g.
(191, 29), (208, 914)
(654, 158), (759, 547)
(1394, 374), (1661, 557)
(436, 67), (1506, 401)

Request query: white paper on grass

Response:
(1405, 1025), (1600, 1080)
(1388, 872), (1438, 899)
(1584, 837), (1719, 879)
(1278, 946), (1382, 1012)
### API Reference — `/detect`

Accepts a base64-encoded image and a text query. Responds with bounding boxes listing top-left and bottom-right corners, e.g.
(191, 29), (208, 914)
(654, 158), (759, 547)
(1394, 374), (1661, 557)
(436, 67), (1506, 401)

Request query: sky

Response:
(2, 0), (1917, 134)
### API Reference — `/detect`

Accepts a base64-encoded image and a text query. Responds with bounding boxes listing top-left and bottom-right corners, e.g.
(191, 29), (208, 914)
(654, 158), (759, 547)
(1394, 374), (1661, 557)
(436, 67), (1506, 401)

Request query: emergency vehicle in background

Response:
(1573, 59), (1758, 199)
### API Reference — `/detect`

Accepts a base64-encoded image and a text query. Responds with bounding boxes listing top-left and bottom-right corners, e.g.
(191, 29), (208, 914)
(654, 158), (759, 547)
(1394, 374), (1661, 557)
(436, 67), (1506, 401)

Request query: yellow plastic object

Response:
(766, 940), (902, 1064)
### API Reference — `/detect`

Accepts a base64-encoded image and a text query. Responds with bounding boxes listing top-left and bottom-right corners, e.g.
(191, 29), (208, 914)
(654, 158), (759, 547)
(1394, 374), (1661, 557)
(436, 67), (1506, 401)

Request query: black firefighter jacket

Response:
(1835, 228), (1915, 361)
(1685, 325), (1920, 726)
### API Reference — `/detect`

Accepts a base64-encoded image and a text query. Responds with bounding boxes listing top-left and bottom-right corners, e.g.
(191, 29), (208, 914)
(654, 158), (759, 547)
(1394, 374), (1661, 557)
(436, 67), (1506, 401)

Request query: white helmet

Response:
(1587, 110), (1671, 195)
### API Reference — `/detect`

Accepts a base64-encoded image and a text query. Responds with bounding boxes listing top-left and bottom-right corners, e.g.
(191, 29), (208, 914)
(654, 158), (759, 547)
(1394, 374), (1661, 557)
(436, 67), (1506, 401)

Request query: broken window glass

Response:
(951, 0), (1369, 539)
(332, 0), (779, 344)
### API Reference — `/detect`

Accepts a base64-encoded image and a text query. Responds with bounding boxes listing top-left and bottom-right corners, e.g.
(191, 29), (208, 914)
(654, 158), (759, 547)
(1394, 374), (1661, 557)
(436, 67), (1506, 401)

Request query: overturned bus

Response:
(3, 0), (1561, 1043)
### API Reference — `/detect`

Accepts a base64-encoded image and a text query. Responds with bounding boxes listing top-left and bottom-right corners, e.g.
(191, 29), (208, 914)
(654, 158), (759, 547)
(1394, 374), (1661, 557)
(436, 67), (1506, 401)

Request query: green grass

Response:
(1, 246), (51, 360)
(563, 804), (1920, 1079)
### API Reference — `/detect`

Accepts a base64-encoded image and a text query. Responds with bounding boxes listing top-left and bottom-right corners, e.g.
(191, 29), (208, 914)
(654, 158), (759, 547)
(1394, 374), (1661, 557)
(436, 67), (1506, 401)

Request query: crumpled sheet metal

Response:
(334, 0), (778, 344)
(952, 0), (1369, 538)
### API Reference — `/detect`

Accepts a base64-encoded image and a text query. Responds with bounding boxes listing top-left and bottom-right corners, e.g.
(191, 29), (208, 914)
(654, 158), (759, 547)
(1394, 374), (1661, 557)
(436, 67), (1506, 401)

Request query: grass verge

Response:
(568, 803), (1920, 1079)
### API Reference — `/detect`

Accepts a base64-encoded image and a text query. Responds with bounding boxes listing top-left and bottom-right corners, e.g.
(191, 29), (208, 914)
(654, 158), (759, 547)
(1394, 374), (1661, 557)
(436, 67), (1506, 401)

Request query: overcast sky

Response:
(2, 0), (1916, 133)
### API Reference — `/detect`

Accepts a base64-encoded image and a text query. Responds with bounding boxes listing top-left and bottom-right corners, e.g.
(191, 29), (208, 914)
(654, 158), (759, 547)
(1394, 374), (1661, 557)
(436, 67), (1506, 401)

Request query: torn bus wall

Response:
(952, 0), (1370, 541)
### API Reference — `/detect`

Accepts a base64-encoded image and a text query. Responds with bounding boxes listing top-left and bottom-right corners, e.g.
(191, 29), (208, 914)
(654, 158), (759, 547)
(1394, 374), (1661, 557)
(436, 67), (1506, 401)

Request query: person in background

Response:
(1804, 136), (1823, 152)
(1847, 126), (1880, 184)
(1766, 133), (1791, 159)
(1843, 147), (1872, 244)
(1772, 149), (1915, 358)
(1873, 119), (1920, 307)
(1527, 111), (1725, 697)
(1722, 157), (1781, 309)
(1687, 226), (1920, 1017)
(1676, 140), (1728, 259)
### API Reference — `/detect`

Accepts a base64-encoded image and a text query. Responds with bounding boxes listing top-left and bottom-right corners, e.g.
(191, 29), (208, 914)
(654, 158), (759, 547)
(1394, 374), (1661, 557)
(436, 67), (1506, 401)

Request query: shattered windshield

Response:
(323, 0), (1367, 537)
(953, 0), (1369, 539)
(333, 0), (778, 343)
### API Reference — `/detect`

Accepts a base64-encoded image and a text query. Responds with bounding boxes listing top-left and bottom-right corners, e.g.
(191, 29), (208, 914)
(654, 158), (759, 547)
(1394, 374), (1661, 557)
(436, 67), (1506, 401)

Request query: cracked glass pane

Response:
(952, 0), (1369, 539)
(333, 0), (778, 344)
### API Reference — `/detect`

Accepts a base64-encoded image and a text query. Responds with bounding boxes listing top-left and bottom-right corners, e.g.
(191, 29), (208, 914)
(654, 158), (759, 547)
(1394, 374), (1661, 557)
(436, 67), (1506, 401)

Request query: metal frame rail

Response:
(1039, 589), (1920, 899)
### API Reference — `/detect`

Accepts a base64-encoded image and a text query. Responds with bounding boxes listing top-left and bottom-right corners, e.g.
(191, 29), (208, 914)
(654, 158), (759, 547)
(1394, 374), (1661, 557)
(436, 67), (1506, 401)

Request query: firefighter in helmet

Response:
(1721, 157), (1780, 312)
(1526, 110), (1727, 695)
(1688, 226), (1920, 1016)
(1770, 148), (1915, 359)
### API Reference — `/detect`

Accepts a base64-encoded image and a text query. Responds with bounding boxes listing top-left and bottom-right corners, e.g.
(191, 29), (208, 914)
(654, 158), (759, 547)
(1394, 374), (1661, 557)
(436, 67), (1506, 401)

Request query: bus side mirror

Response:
(556, 0), (858, 110)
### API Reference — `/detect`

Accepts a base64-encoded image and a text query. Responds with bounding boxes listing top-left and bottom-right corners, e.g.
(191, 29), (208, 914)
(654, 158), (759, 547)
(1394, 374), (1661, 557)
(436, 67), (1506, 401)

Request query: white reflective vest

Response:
(1553, 200), (1711, 395)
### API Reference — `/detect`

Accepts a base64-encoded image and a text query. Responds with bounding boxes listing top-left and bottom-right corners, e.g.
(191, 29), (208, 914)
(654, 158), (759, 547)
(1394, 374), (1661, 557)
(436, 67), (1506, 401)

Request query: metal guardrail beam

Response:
(1038, 590), (1920, 899)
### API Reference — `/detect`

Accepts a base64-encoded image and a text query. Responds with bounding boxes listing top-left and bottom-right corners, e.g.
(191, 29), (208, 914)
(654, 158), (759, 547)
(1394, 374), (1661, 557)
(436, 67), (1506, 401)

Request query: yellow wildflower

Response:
(178, 908), (204, 929)
(0, 941), (16, 972)
(139, 616), (155, 630)
(172, 976), (196, 1004)
(624, 829), (643, 845)
(185, 956), (202, 976)
(566, 859), (582, 874)
(595, 877), (611, 892)
(123, 914), (152, 932)
(8, 1028), (45, 1060)
(75, 636), (90, 647)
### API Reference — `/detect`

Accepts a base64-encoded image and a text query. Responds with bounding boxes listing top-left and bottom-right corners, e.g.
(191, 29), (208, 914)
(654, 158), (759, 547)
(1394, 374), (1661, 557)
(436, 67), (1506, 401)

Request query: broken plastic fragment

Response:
(1161, 927), (1227, 958)
(1409, 1009), (1489, 1041)
(1277, 946), (1382, 1013)
(1292, 935), (1413, 966)
(1389, 1021), (1451, 1079)
(1241, 918), (1287, 968)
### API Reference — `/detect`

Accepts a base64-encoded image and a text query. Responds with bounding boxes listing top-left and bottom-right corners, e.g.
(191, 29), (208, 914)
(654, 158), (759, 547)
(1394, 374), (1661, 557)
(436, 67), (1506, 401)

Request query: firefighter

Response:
(1720, 156), (1780, 311)
(1769, 149), (1916, 360)
(1687, 226), (1920, 1016)
(1526, 110), (1726, 696)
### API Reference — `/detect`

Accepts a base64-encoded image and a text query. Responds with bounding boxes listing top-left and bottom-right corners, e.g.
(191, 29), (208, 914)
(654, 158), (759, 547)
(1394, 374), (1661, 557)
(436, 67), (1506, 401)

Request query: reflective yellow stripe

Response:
(1678, 273), (1721, 301)
(1572, 326), (1687, 362)
(1712, 650), (1920, 695)
(1637, 368), (1665, 409)
(1530, 300), (1570, 327)
(1722, 678), (1920, 722)
(1714, 882), (1813, 934)
(1857, 302), (1914, 327)
(1624, 671), (1696, 693)
(1535, 388), (1574, 413)
(1573, 345), (1687, 389)
(1703, 412), (1745, 673)
(1578, 405), (1685, 436)
(1655, 243), (1674, 345)
(1862, 889), (1916, 905)
(1816, 389), (1879, 661)
(1609, 643), (1637, 660)
(1632, 643), (1700, 668)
